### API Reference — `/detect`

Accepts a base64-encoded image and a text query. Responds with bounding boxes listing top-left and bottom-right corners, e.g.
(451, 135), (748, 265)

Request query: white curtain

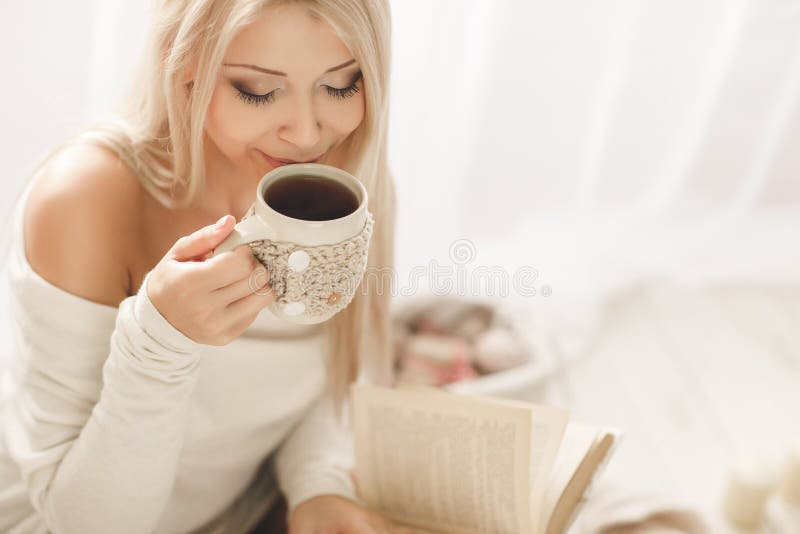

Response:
(2, 0), (799, 331)
(389, 0), (800, 307)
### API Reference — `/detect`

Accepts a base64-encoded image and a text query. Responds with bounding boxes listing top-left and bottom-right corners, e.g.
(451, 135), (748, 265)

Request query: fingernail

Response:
(215, 215), (229, 229)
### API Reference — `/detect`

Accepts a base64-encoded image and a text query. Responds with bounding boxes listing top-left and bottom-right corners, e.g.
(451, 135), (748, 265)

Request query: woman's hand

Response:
(289, 495), (417, 534)
(147, 215), (275, 345)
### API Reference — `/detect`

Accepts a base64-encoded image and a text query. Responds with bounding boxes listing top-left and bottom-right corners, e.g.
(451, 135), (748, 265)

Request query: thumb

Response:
(169, 214), (235, 262)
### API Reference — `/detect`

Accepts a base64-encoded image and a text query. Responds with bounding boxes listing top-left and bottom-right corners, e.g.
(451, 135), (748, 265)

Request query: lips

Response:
(260, 151), (323, 167)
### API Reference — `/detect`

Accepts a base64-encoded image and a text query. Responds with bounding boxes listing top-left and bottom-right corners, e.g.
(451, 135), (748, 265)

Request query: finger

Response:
(168, 215), (234, 261)
(212, 265), (271, 305)
(191, 244), (261, 291)
(223, 283), (276, 325)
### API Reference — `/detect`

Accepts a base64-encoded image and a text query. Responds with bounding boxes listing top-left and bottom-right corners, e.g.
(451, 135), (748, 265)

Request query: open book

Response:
(352, 384), (620, 534)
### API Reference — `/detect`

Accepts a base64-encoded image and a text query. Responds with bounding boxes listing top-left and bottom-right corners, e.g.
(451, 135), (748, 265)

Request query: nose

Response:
(278, 95), (321, 150)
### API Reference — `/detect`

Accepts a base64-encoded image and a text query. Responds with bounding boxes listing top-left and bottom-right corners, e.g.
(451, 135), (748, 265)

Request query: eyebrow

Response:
(222, 58), (357, 76)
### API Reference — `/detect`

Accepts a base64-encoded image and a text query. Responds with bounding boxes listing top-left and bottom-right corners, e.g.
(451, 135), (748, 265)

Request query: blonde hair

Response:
(38, 0), (396, 409)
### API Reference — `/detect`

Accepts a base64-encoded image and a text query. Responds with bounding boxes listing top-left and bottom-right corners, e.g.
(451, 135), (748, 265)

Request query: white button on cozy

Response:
(283, 301), (306, 316)
(288, 250), (310, 272)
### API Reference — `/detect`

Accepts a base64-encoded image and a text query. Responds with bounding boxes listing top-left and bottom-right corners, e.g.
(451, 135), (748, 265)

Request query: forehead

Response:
(225, 4), (354, 73)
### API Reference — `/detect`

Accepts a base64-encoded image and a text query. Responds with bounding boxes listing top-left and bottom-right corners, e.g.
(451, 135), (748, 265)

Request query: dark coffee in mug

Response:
(263, 174), (360, 221)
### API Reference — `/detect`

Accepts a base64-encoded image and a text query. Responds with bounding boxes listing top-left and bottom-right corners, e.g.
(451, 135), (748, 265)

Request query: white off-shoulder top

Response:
(0, 177), (357, 534)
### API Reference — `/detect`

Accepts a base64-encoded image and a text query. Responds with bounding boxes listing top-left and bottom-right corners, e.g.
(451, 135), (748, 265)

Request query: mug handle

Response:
(210, 215), (276, 257)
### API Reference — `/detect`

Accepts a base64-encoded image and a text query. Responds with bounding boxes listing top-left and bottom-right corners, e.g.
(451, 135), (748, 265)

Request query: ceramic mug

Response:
(211, 163), (374, 324)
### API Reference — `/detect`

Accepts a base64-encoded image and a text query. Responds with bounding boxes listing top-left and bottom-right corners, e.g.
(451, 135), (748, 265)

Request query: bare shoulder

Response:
(23, 142), (144, 307)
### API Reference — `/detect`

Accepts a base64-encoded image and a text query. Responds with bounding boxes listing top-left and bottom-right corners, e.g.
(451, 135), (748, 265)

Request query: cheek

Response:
(325, 95), (366, 136)
(206, 85), (267, 152)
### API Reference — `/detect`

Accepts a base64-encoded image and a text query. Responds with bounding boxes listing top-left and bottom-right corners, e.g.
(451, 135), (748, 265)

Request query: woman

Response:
(0, 0), (404, 532)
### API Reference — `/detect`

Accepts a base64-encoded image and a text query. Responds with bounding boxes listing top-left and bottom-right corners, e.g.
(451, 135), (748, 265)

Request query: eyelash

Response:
(234, 72), (362, 107)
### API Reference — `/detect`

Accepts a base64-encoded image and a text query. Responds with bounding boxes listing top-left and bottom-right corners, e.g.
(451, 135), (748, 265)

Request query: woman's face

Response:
(204, 4), (365, 183)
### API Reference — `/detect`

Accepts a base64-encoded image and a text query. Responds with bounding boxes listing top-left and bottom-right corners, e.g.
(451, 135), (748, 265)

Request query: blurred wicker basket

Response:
(390, 292), (557, 402)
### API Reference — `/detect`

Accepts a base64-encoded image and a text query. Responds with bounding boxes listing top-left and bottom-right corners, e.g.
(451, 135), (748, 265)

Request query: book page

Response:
(527, 412), (570, 530)
(540, 422), (600, 524)
(540, 424), (620, 534)
(353, 384), (551, 534)
(433, 388), (569, 532)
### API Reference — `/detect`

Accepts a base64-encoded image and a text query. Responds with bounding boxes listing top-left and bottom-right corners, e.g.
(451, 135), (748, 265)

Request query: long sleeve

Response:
(272, 388), (359, 516)
(3, 266), (204, 534)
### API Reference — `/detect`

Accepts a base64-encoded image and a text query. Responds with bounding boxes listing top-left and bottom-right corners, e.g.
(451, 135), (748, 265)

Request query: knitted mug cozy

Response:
(243, 204), (375, 321)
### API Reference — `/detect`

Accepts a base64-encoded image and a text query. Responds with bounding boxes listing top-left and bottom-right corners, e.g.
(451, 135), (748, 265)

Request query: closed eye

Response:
(233, 71), (363, 107)
(234, 86), (277, 106)
(326, 71), (362, 100)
